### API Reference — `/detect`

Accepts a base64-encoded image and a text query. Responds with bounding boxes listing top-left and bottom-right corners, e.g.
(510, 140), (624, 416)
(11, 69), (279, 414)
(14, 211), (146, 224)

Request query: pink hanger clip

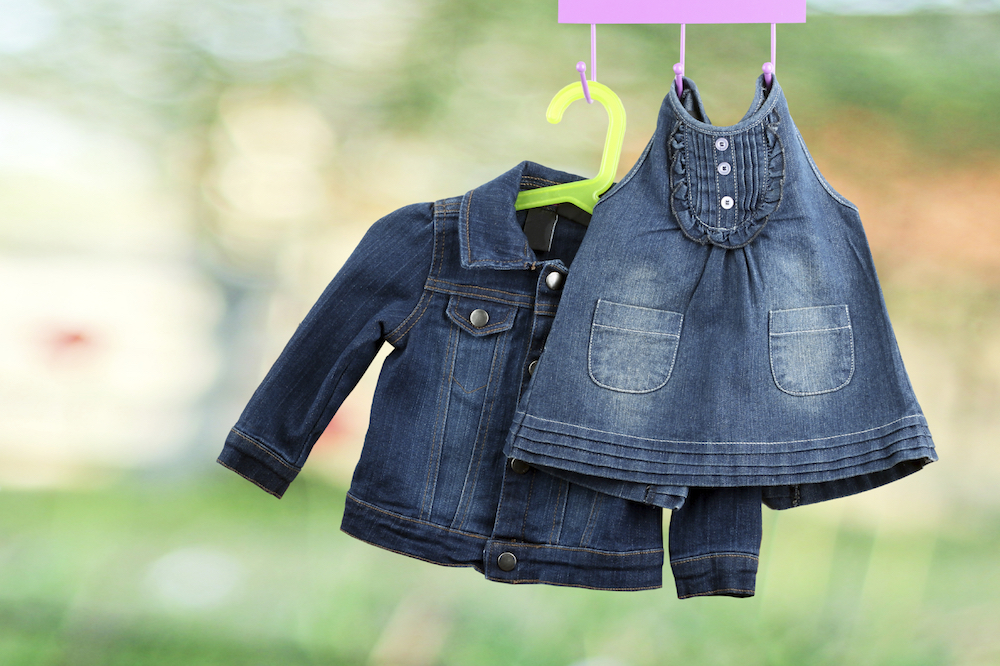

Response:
(575, 23), (596, 104)
(577, 62), (593, 104)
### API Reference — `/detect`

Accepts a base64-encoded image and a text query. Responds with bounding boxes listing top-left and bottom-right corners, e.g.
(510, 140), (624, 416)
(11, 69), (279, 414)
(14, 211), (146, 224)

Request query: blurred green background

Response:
(2, 1), (1000, 664)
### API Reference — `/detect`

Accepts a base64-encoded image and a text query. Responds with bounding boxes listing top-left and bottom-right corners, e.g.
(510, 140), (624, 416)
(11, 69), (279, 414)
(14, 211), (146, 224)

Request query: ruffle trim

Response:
(668, 112), (785, 249)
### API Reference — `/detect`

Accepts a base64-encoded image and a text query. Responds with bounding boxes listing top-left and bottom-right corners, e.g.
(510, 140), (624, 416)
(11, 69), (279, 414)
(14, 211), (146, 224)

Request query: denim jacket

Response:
(218, 161), (762, 596)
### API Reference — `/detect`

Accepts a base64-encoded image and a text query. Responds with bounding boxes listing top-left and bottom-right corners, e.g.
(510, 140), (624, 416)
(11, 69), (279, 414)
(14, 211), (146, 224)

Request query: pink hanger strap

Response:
(771, 22), (776, 68)
(591, 23), (597, 82)
(763, 23), (776, 90)
(575, 23), (596, 104)
(674, 23), (685, 98)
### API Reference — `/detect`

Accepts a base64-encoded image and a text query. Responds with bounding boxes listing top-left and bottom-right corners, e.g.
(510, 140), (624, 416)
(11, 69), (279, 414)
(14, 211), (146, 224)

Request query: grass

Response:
(1, 469), (997, 665)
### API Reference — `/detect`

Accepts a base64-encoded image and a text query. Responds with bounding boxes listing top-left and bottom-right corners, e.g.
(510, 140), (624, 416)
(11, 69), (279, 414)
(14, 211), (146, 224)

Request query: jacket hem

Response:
(482, 539), (663, 591)
(342, 493), (664, 591)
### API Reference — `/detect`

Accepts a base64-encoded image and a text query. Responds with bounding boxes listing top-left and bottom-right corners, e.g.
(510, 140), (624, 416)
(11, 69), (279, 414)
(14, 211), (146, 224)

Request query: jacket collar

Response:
(458, 161), (583, 270)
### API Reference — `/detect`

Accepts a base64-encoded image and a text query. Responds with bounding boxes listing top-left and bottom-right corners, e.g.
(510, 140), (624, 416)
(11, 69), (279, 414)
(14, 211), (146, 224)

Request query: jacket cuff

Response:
(216, 428), (300, 498)
(671, 552), (759, 599)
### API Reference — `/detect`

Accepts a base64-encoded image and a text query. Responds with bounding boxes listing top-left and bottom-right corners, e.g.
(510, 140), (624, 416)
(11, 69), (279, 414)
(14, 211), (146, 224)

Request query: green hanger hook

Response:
(514, 80), (626, 215)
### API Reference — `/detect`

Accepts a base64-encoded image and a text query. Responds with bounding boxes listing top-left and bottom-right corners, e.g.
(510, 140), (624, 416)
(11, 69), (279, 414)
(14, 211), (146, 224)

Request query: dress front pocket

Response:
(769, 305), (854, 396)
(588, 299), (683, 393)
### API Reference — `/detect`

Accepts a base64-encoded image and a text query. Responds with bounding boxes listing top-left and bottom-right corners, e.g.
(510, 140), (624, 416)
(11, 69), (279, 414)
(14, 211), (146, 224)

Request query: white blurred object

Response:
(206, 93), (334, 234)
(0, 0), (56, 54)
(145, 546), (244, 609)
(0, 96), (191, 257)
(0, 254), (222, 484)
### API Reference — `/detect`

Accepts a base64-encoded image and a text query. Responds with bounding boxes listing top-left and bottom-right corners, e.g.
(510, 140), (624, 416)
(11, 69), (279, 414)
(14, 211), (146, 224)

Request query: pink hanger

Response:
(558, 2), (801, 100)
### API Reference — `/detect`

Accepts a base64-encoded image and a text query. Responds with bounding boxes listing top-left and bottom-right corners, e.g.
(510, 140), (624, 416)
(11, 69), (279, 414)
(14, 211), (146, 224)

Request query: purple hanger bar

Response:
(559, 1), (802, 100)
(558, 0), (805, 24)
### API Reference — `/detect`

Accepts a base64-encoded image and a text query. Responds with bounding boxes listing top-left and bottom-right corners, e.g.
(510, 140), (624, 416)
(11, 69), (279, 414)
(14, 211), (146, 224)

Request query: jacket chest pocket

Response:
(445, 296), (517, 394)
(588, 299), (684, 393)
(769, 305), (855, 396)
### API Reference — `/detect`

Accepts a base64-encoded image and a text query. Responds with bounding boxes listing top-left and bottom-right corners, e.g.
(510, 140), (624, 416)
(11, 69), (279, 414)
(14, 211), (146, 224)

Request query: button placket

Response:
(524, 262), (565, 388)
(715, 136), (735, 213)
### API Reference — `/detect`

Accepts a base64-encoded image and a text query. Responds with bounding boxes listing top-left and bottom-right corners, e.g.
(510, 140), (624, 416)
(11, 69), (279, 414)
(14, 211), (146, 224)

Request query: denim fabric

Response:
(505, 76), (937, 509)
(217, 161), (761, 595)
(669, 487), (762, 598)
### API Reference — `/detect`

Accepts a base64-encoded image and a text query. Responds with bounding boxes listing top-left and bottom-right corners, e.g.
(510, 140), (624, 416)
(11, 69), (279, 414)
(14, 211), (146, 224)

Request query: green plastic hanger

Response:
(514, 79), (626, 215)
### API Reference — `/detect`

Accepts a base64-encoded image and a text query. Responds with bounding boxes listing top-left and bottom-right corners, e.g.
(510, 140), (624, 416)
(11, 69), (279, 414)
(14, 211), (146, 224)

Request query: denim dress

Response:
(218, 161), (762, 596)
(505, 77), (938, 510)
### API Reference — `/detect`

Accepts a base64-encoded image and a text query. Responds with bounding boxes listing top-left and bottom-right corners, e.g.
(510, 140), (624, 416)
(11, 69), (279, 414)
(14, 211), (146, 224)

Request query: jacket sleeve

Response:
(668, 486), (763, 599)
(217, 202), (435, 497)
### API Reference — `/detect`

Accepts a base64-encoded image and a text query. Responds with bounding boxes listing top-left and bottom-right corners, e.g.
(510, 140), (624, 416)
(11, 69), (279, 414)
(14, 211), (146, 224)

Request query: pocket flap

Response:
(769, 305), (850, 336)
(446, 296), (517, 337)
(593, 299), (683, 337)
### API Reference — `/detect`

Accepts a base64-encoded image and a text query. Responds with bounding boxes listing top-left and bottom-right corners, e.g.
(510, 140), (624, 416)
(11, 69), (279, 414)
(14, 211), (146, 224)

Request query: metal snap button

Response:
(720, 196), (735, 210)
(545, 271), (565, 291)
(470, 309), (489, 328)
(715, 137), (729, 151)
(527, 359), (538, 376)
(718, 162), (731, 175)
(510, 459), (531, 474)
(497, 552), (517, 572)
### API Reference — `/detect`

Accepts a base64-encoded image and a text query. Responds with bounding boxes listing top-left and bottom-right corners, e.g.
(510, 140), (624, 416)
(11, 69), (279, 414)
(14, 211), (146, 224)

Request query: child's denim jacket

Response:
(218, 161), (762, 597)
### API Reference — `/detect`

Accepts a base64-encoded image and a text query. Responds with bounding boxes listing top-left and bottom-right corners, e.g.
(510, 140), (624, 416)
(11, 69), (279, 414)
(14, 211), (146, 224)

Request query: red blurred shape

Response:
(39, 324), (101, 368)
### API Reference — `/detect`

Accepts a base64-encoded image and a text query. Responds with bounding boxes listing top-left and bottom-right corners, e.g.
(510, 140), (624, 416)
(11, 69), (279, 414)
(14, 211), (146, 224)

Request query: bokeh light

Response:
(1, 1), (999, 664)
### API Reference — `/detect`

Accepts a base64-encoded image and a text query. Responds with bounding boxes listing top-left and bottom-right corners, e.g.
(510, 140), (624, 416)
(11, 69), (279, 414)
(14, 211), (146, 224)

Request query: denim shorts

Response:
(505, 76), (937, 510)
